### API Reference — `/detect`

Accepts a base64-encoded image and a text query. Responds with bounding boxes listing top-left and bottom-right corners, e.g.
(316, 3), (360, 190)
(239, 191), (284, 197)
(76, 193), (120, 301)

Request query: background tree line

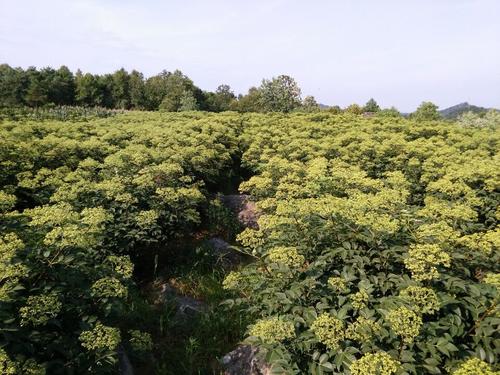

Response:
(1, 64), (448, 118)
(0, 64), (236, 112)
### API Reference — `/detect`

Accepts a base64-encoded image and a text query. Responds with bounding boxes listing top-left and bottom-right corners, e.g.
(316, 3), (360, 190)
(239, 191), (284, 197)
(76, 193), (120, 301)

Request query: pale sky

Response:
(1, 0), (499, 111)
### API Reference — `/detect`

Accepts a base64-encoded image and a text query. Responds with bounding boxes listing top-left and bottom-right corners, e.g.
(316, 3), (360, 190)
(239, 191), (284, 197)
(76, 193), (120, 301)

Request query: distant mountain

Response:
(439, 102), (490, 119)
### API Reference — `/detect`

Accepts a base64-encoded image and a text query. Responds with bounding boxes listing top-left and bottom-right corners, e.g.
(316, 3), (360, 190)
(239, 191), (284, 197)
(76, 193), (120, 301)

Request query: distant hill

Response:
(439, 102), (490, 119)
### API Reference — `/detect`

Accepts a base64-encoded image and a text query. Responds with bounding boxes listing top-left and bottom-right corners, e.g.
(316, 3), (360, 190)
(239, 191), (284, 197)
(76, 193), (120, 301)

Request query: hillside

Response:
(439, 102), (491, 119)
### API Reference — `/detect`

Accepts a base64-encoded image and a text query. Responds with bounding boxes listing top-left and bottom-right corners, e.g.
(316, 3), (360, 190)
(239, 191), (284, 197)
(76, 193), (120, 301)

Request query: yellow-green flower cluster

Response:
(222, 271), (243, 290)
(458, 229), (500, 256)
(21, 359), (46, 375)
(248, 317), (295, 344)
(483, 273), (500, 291)
(328, 276), (348, 293)
(19, 294), (62, 326)
(0, 191), (16, 213)
(43, 225), (93, 249)
(350, 289), (369, 310)
(237, 228), (265, 251)
(267, 246), (305, 268)
(91, 277), (128, 299)
(386, 306), (422, 344)
(453, 357), (496, 375)
(399, 286), (440, 314)
(0, 233), (28, 302)
(128, 330), (153, 352)
(81, 207), (110, 230)
(414, 221), (459, 244)
(404, 244), (451, 281)
(349, 352), (400, 375)
(79, 322), (121, 351)
(0, 348), (17, 374)
(106, 255), (134, 279)
(345, 316), (381, 342)
(310, 313), (344, 350)
(135, 209), (160, 227)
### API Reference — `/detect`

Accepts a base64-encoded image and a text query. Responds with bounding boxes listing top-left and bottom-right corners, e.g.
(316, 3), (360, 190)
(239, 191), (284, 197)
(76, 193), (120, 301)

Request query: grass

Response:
(125, 231), (251, 374)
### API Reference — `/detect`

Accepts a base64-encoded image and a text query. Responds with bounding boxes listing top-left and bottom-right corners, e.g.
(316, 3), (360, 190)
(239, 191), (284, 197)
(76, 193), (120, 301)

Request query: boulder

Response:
(118, 345), (134, 375)
(206, 237), (243, 268)
(220, 194), (260, 229)
(222, 345), (271, 375)
(161, 283), (207, 320)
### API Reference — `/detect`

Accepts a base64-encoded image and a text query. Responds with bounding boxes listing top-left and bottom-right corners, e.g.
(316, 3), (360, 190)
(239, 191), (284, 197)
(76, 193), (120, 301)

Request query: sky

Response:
(1, 0), (499, 111)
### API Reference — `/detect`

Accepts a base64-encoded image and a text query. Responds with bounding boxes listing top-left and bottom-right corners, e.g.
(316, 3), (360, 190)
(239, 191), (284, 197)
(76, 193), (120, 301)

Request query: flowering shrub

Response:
(248, 317), (295, 344)
(404, 244), (451, 281)
(399, 285), (440, 314)
(349, 352), (400, 375)
(386, 306), (422, 344)
(225, 113), (500, 374)
(79, 322), (122, 351)
(91, 277), (128, 299)
(0, 349), (17, 374)
(310, 313), (344, 350)
(345, 316), (381, 342)
(0, 112), (241, 372)
(453, 357), (497, 375)
(222, 271), (243, 290)
(19, 293), (62, 326)
(350, 289), (370, 310)
(128, 330), (153, 352)
(327, 276), (348, 293)
(267, 246), (305, 268)
(1, 111), (499, 373)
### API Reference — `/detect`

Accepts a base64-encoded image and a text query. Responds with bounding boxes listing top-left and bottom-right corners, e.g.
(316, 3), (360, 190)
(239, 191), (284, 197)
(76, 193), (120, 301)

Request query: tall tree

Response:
(259, 75), (302, 112)
(363, 98), (380, 112)
(178, 90), (199, 111)
(111, 68), (131, 109)
(345, 103), (363, 114)
(129, 70), (146, 109)
(24, 67), (48, 107)
(232, 87), (262, 112)
(0, 64), (28, 107)
(75, 71), (102, 107)
(156, 70), (198, 111)
(47, 66), (75, 105)
(302, 95), (320, 112)
(412, 101), (441, 121)
(328, 105), (342, 114)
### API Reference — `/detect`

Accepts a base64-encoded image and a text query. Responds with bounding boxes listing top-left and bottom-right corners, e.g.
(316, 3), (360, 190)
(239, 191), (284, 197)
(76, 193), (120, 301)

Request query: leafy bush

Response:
(224, 113), (499, 374)
(0, 111), (240, 373)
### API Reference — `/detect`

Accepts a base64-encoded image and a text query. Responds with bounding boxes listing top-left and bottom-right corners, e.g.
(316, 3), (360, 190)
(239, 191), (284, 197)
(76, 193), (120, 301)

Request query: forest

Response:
(0, 64), (454, 118)
(0, 107), (498, 374)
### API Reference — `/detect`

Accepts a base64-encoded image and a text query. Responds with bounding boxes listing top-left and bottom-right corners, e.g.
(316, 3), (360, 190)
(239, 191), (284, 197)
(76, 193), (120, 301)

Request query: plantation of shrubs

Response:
(0, 111), (498, 374)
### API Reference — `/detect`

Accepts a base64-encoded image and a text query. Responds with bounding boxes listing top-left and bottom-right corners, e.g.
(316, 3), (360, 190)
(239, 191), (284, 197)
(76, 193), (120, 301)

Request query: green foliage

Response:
(458, 109), (500, 129)
(301, 96), (320, 112)
(259, 75), (302, 113)
(350, 352), (400, 375)
(363, 98), (380, 112)
(345, 103), (363, 114)
(128, 330), (153, 353)
(412, 101), (441, 121)
(1, 110), (499, 373)
(224, 112), (500, 373)
(0, 111), (241, 373)
(248, 317), (296, 344)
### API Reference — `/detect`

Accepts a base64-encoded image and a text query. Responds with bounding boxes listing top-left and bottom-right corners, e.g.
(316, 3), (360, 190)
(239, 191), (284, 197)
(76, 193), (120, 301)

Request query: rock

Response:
(161, 283), (207, 320)
(220, 194), (260, 229)
(206, 237), (243, 268)
(222, 345), (271, 375)
(118, 345), (134, 375)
